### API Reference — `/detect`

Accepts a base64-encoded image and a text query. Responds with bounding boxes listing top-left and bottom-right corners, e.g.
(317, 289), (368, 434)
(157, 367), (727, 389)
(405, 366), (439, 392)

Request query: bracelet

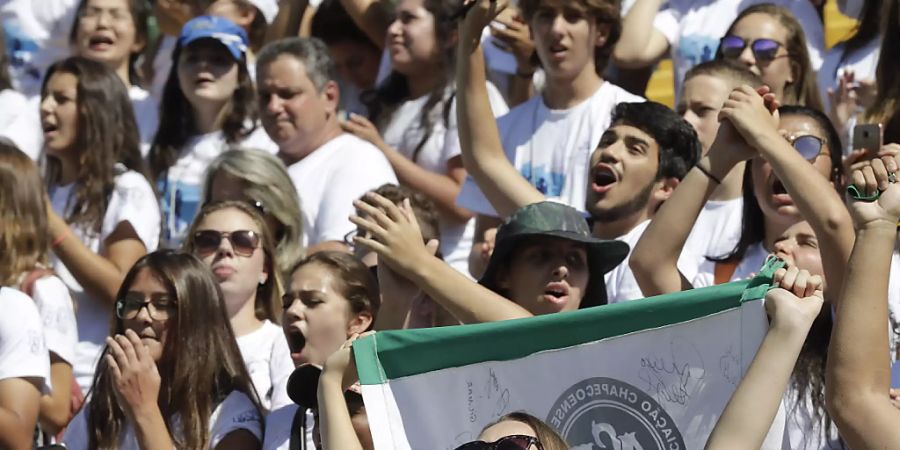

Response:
(52, 229), (70, 248)
(695, 163), (722, 185)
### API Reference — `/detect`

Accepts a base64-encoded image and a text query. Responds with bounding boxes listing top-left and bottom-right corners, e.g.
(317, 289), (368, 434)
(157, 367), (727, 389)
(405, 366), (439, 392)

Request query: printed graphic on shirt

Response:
(2, 23), (41, 86)
(521, 164), (565, 198)
(677, 35), (720, 70)
(159, 178), (202, 247)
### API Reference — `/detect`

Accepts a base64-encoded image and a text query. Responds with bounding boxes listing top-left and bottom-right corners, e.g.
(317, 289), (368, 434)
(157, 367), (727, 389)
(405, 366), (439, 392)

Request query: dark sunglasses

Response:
(192, 229), (261, 257)
(455, 435), (543, 450)
(785, 134), (828, 161)
(719, 36), (785, 61)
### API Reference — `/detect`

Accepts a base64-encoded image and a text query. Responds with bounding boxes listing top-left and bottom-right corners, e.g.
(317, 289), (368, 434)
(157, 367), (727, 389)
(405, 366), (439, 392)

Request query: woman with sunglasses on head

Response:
(40, 56), (161, 395)
(69, 0), (159, 155)
(715, 4), (823, 112)
(183, 201), (293, 413)
(150, 15), (278, 249)
(264, 251), (379, 450)
(202, 148), (306, 279)
(63, 250), (264, 449)
(631, 89), (854, 449)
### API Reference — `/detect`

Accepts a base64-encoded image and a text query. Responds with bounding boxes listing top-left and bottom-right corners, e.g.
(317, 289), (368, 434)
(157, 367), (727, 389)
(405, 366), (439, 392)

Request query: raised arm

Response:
(456, 0), (544, 218)
(612, 0), (670, 68)
(318, 335), (365, 450)
(352, 193), (533, 323)
(826, 156), (900, 449)
(630, 120), (754, 296)
(723, 86), (855, 300)
(338, 0), (392, 49)
(706, 266), (824, 450)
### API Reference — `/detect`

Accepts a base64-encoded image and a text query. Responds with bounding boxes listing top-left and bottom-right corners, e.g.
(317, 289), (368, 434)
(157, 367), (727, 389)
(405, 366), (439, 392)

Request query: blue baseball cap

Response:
(178, 15), (249, 61)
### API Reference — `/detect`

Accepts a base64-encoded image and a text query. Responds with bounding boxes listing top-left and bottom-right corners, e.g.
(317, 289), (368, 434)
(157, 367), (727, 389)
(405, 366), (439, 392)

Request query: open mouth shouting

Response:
(87, 34), (116, 51)
(542, 281), (571, 306)
(285, 326), (307, 362)
(591, 164), (618, 194)
(770, 177), (793, 205)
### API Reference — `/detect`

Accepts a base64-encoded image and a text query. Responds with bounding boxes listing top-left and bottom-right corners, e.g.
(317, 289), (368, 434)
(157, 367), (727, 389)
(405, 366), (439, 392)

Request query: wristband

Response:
(695, 163), (722, 185)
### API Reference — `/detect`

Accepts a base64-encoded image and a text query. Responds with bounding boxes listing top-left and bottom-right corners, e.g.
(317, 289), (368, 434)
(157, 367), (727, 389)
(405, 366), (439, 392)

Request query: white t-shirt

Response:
(0, 91), (42, 160)
(29, 275), (78, 366)
(604, 220), (701, 303)
(653, 0), (825, 99)
(130, 85), (159, 157)
(887, 248), (900, 359)
(382, 83), (508, 276)
(456, 81), (644, 217)
(263, 404), (316, 450)
(237, 320), (294, 413)
(693, 241), (769, 288)
(63, 390), (263, 449)
(0, 0), (79, 96)
(0, 287), (49, 386)
(158, 128), (277, 248)
(285, 133), (398, 246)
(683, 197), (744, 273)
(49, 168), (161, 393)
(150, 35), (177, 104)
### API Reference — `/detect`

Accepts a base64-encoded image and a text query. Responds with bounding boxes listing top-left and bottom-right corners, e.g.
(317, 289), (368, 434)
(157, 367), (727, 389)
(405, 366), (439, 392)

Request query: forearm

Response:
(132, 405), (177, 450)
(612, 0), (668, 67)
(757, 135), (854, 296)
(0, 409), (36, 450)
(373, 291), (414, 331)
(38, 358), (73, 435)
(410, 255), (532, 323)
(705, 325), (807, 450)
(631, 154), (733, 295)
(265, 0), (308, 42)
(456, 29), (543, 218)
(317, 376), (364, 450)
(378, 147), (473, 221)
(827, 223), (895, 402)
(338, 0), (391, 49)
(51, 228), (131, 305)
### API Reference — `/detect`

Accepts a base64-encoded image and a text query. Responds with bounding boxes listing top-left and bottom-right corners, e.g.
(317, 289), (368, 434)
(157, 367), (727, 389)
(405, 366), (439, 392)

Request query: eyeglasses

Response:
(78, 7), (133, 24)
(192, 229), (261, 257)
(719, 36), (786, 61)
(455, 435), (543, 450)
(116, 293), (177, 320)
(785, 134), (828, 161)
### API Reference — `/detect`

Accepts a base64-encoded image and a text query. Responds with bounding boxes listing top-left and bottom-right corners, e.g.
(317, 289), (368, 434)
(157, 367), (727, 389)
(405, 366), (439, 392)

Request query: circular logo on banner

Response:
(546, 377), (685, 450)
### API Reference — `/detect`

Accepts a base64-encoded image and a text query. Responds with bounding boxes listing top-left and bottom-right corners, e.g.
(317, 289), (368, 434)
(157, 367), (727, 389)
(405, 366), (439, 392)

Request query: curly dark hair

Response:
(610, 101), (701, 181)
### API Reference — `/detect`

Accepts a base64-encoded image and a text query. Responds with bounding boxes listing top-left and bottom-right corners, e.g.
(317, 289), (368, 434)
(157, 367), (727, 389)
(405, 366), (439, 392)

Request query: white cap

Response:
(247, 0), (279, 24)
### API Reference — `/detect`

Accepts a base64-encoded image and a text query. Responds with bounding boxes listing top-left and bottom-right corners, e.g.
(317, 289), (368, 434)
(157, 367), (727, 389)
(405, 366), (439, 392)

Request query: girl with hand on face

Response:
(264, 251), (379, 450)
(70, 0), (158, 155)
(150, 15), (278, 248)
(715, 4), (823, 112)
(341, 0), (509, 277)
(41, 56), (160, 394)
(184, 201), (292, 413)
(63, 250), (264, 450)
(0, 142), (77, 443)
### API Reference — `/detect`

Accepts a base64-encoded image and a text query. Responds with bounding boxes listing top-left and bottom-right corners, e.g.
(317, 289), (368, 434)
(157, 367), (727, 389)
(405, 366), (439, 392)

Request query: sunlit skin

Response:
(40, 72), (80, 160)
(74, 0), (144, 84)
(726, 13), (794, 100)
(496, 237), (589, 315)
(177, 39), (240, 108)
(386, 0), (443, 78)
(678, 75), (731, 153)
(120, 268), (173, 362)
(529, 5), (605, 84)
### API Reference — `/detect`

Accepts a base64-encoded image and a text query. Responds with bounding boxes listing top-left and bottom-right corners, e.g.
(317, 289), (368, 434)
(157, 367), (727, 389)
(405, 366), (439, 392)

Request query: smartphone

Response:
(853, 123), (883, 151)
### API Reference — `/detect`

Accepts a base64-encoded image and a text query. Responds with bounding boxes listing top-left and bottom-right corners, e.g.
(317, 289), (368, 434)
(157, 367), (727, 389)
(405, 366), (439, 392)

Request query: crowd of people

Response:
(0, 0), (899, 448)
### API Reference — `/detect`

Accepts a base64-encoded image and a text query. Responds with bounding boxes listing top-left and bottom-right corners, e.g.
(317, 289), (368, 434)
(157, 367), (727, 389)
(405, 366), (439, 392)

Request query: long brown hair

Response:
(182, 200), (283, 323)
(86, 250), (262, 449)
(42, 56), (145, 235)
(0, 141), (49, 286)
(865, 0), (900, 133)
(0, 28), (12, 91)
(716, 3), (823, 111)
(149, 42), (259, 181)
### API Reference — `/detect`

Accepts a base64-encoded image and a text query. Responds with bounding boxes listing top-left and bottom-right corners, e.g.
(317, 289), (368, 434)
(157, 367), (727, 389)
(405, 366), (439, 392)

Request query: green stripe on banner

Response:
(355, 259), (781, 385)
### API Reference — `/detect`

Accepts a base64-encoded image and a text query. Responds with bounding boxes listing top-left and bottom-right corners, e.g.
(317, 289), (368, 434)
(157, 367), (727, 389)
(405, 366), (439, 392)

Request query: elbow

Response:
(821, 208), (853, 236)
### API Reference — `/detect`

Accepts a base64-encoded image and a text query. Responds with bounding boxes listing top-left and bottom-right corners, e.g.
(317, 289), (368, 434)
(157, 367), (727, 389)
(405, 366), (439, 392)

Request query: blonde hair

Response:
(202, 148), (305, 279)
(183, 200), (284, 323)
(0, 141), (49, 286)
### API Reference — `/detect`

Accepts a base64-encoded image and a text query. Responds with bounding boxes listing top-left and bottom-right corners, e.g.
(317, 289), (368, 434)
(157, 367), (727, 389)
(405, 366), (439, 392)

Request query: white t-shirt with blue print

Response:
(158, 127), (277, 248)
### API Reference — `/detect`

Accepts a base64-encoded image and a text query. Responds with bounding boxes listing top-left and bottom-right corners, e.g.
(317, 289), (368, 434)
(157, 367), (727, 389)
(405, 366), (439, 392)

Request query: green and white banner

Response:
(354, 261), (780, 450)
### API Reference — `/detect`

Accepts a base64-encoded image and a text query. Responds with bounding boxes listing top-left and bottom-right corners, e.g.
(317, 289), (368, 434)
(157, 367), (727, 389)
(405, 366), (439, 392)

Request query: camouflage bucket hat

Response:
(479, 201), (629, 308)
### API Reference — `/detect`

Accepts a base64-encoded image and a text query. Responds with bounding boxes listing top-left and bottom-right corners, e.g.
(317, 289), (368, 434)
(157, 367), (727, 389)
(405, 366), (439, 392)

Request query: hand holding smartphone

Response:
(853, 123), (883, 152)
